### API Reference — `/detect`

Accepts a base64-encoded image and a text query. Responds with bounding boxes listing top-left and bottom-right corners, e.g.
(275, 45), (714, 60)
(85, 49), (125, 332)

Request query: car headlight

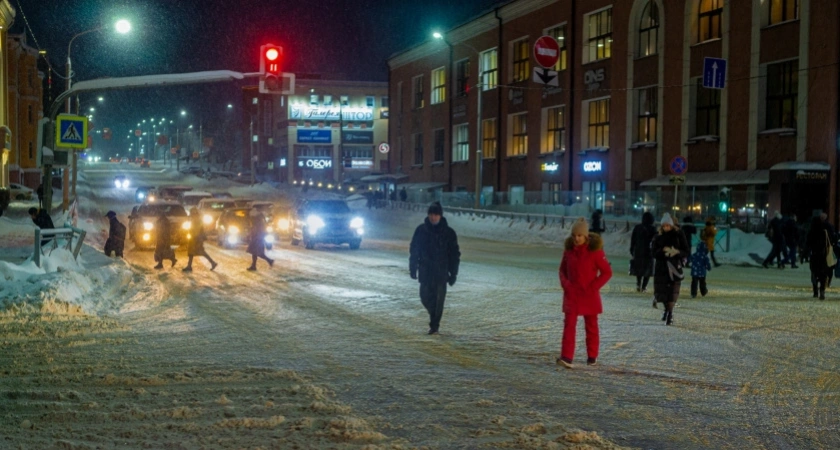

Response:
(264, 235), (275, 244)
(203, 214), (213, 225)
(143, 222), (154, 231)
(142, 233), (151, 241)
(266, 226), (274, 233)
(148, 195), (156, 202)
(226, 235), (239, 245)
(278, 218), (290, 231)
(306, 215), (325, 231)
(181, 221), (192, 231)
(229, 225), (240, 234)
(123, 179), (130, 188)
(138, 192), (145, 199)
(114, 180), (121, 188)
(350, 217), (364, 228)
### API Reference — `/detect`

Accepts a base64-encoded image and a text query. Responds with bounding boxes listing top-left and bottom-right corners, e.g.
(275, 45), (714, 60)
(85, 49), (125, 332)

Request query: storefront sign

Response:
(541, 162), (559, 172)
(298, 158), (333, 169)
(297, 130), (332, 143)
(290, 106), (374, 121)
(508, 89), (524, 105)
(343, 130), (373, 144)
(795, 170), (828, 181)
(380, 110), (389, 119)
(583, 161), (602, 173)
(350, 158), (373, 169)
(584, 68), (605, 90)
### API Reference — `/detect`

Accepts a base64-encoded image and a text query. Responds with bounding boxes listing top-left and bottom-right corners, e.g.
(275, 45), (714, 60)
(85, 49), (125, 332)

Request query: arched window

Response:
(638, 1), (659, 57)
(698, 0), (723, 42)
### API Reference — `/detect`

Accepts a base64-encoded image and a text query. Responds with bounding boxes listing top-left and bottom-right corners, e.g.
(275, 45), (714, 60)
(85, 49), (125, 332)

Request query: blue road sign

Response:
(55, 114), (88, 148)
(703, 57), (727, 89)
(669, 155), (688, 175)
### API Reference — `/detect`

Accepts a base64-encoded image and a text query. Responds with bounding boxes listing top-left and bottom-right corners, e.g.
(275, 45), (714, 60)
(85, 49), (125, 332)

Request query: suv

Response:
(128, 201), (191, 250)
(290, 199), (364, 250)
(216, 207), (278, 250)
(195, 198), (242, 233)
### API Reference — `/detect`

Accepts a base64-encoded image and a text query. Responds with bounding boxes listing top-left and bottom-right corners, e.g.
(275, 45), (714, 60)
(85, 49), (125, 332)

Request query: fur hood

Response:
(564, 232), (604, 251)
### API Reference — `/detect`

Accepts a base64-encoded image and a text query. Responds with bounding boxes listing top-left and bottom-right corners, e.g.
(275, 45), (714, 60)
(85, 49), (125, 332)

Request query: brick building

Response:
(7, 33), (44, 189)
(388, 0), (839, 222)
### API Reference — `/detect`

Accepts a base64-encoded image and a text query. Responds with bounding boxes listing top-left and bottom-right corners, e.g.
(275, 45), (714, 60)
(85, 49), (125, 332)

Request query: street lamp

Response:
(434, 32), (484, 209)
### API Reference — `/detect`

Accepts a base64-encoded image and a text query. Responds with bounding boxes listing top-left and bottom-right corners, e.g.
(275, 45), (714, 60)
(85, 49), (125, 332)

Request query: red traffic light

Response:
(260, 44), (283, 76)
(265, 47), (280, 61)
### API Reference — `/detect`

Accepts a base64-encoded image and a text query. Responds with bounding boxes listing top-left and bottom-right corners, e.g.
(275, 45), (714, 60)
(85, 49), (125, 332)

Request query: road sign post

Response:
(533, 35), (561, 87)
(669, 155), (688, 211)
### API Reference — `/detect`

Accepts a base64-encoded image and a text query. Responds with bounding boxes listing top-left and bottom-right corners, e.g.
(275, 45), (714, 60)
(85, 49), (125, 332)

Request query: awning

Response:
(640, 170), (769, 187)
(770, 161), (830, 171)
(398, 181), (448, 191)
(359, 173), (409, 182)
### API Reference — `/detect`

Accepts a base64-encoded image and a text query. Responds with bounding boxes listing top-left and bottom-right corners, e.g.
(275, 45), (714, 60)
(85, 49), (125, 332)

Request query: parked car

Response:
(127, 201), (191, 250)
(114, 174), (130, 189)
(9, 183), (34, 201)
(216, 207), (278, 249)
(179, 166), (204, 176)
(195, 198), (242, 233)
(290, 199), (364, 250)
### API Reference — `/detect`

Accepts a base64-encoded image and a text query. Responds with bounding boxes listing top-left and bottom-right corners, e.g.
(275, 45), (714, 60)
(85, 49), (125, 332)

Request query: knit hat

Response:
(571, 217), (588, 235)
(427, 202), (443, 216)
(661, 213), (674, 226)
(105, 210), (117, 218)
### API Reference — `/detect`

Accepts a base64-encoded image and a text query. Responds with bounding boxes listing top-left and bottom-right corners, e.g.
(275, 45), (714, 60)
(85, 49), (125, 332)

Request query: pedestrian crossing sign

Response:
(56, 114), (88, 149)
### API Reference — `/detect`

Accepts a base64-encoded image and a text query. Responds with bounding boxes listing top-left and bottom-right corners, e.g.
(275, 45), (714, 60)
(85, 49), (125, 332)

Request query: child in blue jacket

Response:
(690, 241), (712, 298)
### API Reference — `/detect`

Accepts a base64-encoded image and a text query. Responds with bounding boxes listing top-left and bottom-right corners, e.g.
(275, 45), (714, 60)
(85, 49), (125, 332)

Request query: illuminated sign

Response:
(297, 130), (332, 143)
(298, 158), (333, 170)
(541, 162), (559, 172)
(583, 161), (602, 172)
(290, 107), (374, 121)
(350, 159), (373, 169)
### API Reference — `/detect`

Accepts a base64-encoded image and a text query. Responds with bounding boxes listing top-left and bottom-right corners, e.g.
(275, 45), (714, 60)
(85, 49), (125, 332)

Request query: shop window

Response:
(456, 59), (470, 97)
(341, 96), (349, 106)
(366, 96), (375, 107)
(698, 0), (723, 43)
(431, 67), (446, 105)
(583, 181), (606, 210)
(766, 60), (798, 130)
(480, 48), (498, 91)
(310, 94), (319, 105)
(381, 96), (389, 108)
(545, 25), (567, 71)
(482, 118), (497, 158)
(412, 75), (424, 109)
(413, 133), (424, 165)
(509, 113), (528, 156)
(543, 105), (565, 153)
(324, 95), (333, 106)
(695, 83), (720, 136)
(511, 37), (530, 83)
(638, 1), (659, 57)
(453, 124), (469, 162)
(434, 129), (445, 162)
(585, 8), (612, 63)
(769, 0), (798, 25)
(587, 98), (610, 148)
(637, 87), (657, 142)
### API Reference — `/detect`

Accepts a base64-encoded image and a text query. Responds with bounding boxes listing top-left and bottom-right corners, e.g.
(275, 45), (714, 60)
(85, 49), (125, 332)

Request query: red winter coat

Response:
(558, 233), (612, 316)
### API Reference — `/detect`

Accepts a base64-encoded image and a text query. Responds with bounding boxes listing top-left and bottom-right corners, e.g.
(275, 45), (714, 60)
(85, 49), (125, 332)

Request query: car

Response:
(216, 207), (278, 249)
(9, 183), (34, 201)
(179, 166), (204, 176)
(134, 186), (156, 203)
(140, 160), (151, 168)
(195, 198), (242, 233)
(127, 201), (192, 250)
(114, 175), (130, 189)
(156, 185), (193, 201)
(179, 190), (214, 209)
(290, 199), (364, 250)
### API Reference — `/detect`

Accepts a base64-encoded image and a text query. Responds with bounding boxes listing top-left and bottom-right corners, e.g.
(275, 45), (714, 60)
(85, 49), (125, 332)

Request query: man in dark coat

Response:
(153, 212), (177, 269)
(246, 210), (274, 271)
(630, 211), (657, 292)
(806, 215), (832, 299)
(104, 210), (126, 258)
(409, 202), (461, 335)
(183, 207), (217, 272)
(589, 209), (605, 234)
(762, 211), (787, 269)
(399, 187), (408, 202)
(781, 213), (799, 268)
(29, 207), (55, 246)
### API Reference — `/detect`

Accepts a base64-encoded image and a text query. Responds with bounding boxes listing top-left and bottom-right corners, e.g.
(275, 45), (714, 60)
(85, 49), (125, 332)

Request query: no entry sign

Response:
(533, 35), (561, 68)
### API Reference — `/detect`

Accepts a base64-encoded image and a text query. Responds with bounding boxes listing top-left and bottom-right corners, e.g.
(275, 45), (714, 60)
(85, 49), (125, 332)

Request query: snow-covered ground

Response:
(1, 161), (836, 449)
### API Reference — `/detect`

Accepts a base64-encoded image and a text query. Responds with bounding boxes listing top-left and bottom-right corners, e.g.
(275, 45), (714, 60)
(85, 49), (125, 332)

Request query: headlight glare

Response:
(143, 222), (154, 231)
(306, 215), (325, 230)
(229, 225), (240, 234)
(350, 217), (364, 228)
(202, 214), (213, 225)
(181, 221), (192, 230)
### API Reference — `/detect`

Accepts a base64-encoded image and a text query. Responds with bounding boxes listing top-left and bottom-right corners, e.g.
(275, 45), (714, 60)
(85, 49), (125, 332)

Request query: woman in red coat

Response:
(558, 218), (613, 368)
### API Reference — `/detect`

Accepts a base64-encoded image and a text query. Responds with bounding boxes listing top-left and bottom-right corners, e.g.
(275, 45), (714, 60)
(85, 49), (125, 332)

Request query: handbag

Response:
(826, 230), (837, 268)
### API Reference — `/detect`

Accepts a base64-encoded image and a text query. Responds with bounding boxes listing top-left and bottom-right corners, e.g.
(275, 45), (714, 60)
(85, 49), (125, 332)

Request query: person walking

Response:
(652, 213), (690, 325)
(589, 209), (605, 234)
(806, 215), (834, 300)
(183, 207), (218, 272)
(103, 211), (126, 258)
(399, 187), (408, 202)
(629, 211), (657, 293)
(409, 202), (461, 335)
(763, 211), (787, 269)
(701, 218), (721, 267)
(29, 207), (55, 246)
(689, 242), (712, 298)
(246, 209), (274, 271)
(781, 213), (800, 268)
(36, 182), (44, 209)
(153, 212), (177, 269)
(557, 218), (612, 368)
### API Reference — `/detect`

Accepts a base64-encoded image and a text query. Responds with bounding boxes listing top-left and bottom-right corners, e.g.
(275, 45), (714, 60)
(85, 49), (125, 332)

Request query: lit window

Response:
(480, 49), (498, 91)
(544, 106), (565, 153)
(511, 38), (530, 83)
(698, 0), (723, 42)
(546, 25), (567, 71)
(638, 1), (659, 57)
(431, 67), (446, 105)
(482, 118), (497, 159)
(510, 113), (528, 156)
(586, 8), (612, 62)
(587, 98), (610, 148)
(769, 0), (798, 25)
(453, 124), (469, 162)
(637, 87), (657, 142)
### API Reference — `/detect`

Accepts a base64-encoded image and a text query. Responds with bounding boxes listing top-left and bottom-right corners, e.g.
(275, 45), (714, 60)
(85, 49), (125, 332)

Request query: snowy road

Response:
(3, 166), (840, 449)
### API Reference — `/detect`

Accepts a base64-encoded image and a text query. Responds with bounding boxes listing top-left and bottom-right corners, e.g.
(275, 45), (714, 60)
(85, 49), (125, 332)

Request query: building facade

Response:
(241, 78), (389, 185)
(7, 33), (44, 189)
(0, 0), (15, 208)
(388, 0), (839, 223)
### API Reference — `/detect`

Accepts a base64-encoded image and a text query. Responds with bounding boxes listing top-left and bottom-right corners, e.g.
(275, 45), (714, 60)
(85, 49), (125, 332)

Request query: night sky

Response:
(13, 0), (504, 157)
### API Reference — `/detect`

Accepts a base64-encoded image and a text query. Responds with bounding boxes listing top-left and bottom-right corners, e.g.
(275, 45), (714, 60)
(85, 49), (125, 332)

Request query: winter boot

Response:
(154, 263), (163, 270)
(666, 311), (674, 326)
(820, 290), (826, 301)
(662, 310), (668, 321)
(813, 284), (819, 298)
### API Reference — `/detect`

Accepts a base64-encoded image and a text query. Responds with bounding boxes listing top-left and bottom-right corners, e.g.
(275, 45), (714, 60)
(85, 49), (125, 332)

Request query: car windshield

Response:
(203, 201), (238, 210)
(138, 204), (188, 217)
(306, 200), (350, 214)
(182, 194), (212, 206)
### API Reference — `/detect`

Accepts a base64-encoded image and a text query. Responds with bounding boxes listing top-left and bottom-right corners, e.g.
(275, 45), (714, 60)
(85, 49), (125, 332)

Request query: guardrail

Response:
(34, 225), (87, 268)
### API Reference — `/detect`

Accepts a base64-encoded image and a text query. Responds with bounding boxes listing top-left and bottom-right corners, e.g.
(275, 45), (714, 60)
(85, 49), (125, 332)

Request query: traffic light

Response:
(260, 44), (283, 94)
(718, 187), (730, 213)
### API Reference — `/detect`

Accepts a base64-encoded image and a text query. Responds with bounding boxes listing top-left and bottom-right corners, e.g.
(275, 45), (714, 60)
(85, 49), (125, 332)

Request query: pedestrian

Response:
(781, 213), (799, 268)
(246, 209), (274, 271)
(36, 182), (44, 209)
(29, 207), (55, 246)
(183, 207), (217, 272)
(806, 215), (834, 300)
(682, 216), (697, 265)
(153, 212), (177, 269)
(399, 186), (408, 202)
(762, 211), (787, 269)
(409, 201), (461, 335)
(629, 211), (657, 293)
(652, 213), (689, 325)
(389, 189), (397, 202)
(821, 212), (837, 288)
(103, 210), (126, 258)
(589, 209), (605, 234)
(557, 218), (612, 368)
(701, 217), (721, 267)
(689, 242), (712, 298)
